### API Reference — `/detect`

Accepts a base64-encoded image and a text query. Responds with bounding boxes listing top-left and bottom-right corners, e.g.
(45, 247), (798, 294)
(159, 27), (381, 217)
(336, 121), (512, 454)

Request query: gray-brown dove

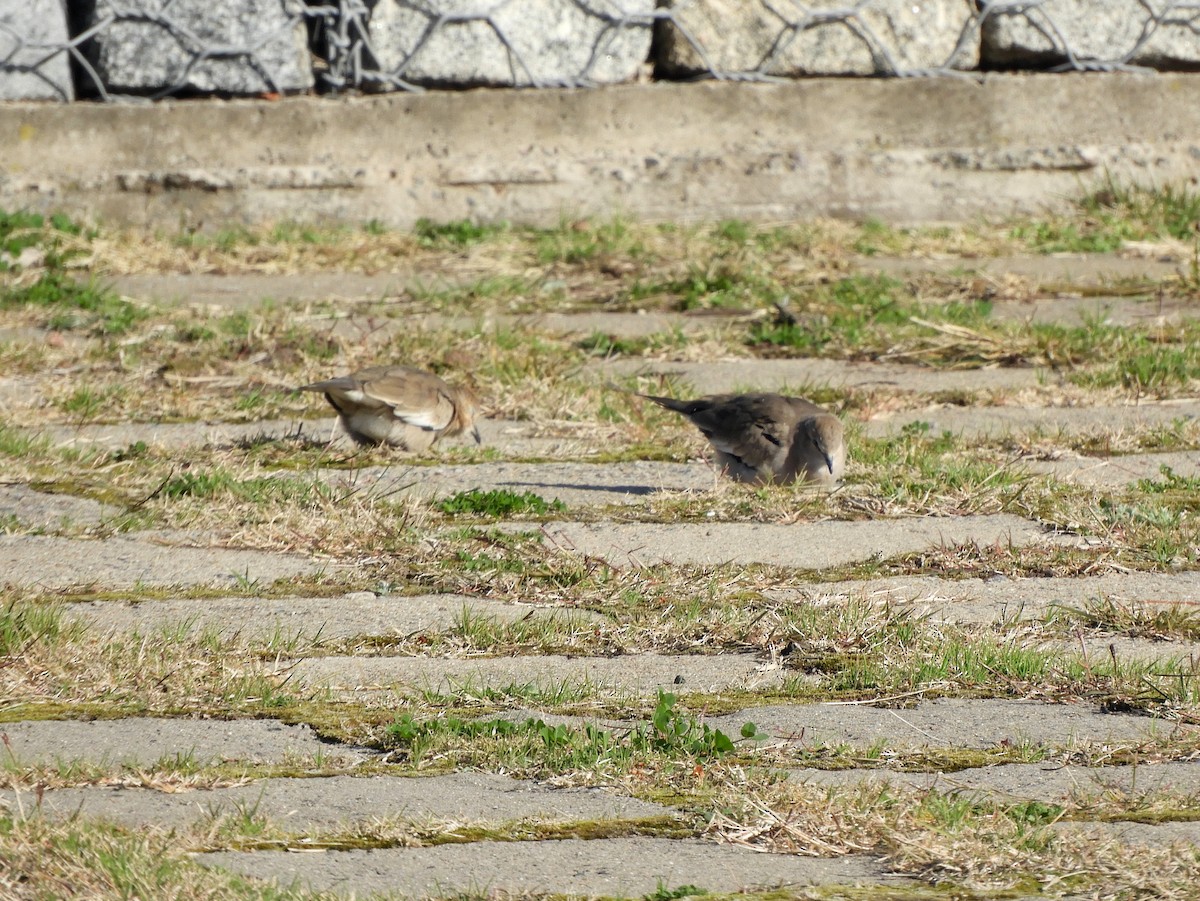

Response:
(640, 392), (845, 485)
(300, 365), (481, 451)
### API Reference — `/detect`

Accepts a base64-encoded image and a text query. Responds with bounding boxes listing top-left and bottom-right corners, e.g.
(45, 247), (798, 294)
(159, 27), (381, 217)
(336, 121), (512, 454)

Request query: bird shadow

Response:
(498, 480), (665, 497)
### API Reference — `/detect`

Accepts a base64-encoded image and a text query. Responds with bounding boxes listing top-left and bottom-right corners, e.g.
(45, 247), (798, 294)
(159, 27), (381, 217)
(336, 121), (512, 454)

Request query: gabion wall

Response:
(3, 1), (1199, 102)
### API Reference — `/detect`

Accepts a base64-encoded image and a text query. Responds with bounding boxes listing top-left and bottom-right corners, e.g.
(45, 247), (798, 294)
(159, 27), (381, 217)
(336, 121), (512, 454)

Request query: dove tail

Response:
(299, 376), (360, 394)
(638, 393), (695, 415)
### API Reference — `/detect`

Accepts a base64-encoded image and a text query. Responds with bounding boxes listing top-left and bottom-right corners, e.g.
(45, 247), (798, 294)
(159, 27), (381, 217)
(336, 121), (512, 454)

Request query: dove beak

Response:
(472, 425), (482, 445)
(823, 453), (834, 475)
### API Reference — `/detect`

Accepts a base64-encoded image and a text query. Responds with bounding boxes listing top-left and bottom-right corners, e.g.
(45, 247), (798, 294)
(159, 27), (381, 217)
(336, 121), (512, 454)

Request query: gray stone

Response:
(658, 0), (978, 76)
(329, 460), (713, 507)
(703, 698), (1176, 750)
(1031, 635), (1200, 666)
(770, 570), (1200, 626)
(0, 534), (323, 589)
(537, 513), (1067, 568)
(789, 759), (1200, 805)
(1, 718), (364, 769)
(35, 418), (326, 453)
(595, 357), (1051, 396)
(85, 0), (313, 95)
(1024, 450), (1200, 490)
(4, 772), (669, 830)
(65, 593), (604, 641)
(366, 0), (655, 88)
(1053, 819), (1200, 849)
(858, 252), (1185, 286)
(0, 0), (73, 100)
(864, 400), (1200, 442)
(197, 837), (901, 898)
(0, 376), (46, 414)
(286, 651), (782, 697)
(0, 484), (117, 533)
(29, 416), (588, 463)
(982, 0), (1200, 69)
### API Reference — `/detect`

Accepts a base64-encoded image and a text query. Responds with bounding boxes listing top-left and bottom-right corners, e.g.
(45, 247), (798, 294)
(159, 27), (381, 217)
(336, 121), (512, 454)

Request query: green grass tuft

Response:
(437, 488), (566, 517)
(414, 218), (508, 247)
(1, 271), (146, 335)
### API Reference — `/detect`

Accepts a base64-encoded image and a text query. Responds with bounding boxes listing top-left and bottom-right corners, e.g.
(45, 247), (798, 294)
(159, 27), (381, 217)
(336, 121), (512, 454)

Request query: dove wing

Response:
(361, 367), (456, 432)
(686, 395), (800, 469)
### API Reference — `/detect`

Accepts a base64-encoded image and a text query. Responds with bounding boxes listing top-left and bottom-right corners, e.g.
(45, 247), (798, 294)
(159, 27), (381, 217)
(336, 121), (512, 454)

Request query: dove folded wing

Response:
(359, 372), (456, 432)
(639, 391), (844, 485)
(300, 364), (480, 450)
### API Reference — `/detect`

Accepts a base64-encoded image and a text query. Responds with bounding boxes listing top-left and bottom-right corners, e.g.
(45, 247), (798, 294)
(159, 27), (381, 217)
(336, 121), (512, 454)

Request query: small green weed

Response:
(1047, 597), (1200, 642)
(172, 225), (262, 252)
(535, 217), (646, 264)
(748, 275), (912, 353)
(645, 884), (708, 901)
(2, 271), (146, 335)
(160, 469), (331, 505)
(1010, 220), (1129, 254)
(437, 488), (566, 517)
(657, 263), (770, 311)
(269, 221), (336, 245)
(1086, 180), (1200, 242)
(0, 423), (50, 458)
(1137, 465), (1200, 495)
(0, 601), (75, 656)
(1012, 180), (1200, 253)
(0, 209), (91, 269)
(57, 384), (128, 423)
(715, 219), (752, 244)
(852, 217), (898, 256)
(414, 218), (507, 247)
(384, 691), (753, 771)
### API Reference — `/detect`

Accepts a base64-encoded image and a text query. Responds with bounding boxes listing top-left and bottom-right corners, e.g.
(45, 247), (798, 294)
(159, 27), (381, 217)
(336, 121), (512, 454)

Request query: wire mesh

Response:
(1, 0), (1196, 101)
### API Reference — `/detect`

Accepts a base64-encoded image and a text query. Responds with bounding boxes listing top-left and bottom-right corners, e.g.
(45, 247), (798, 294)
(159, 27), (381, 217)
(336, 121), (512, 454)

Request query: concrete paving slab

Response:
(1035, 636), (1200, 666)
(703, 699), (1187, 751)
(1025, 451), (1200, 489)
(1, 772), (669, 831)
(107, 256), (1183, 311)
(111, 273), (420, 308)
(537, 514), (1065, 568)
(196, 837), (902, 898)
(862, 399), (1200, 440)
(324, 310), (743, 344)
(21, 402), (1200, 459)
(597, 358), (1050, 396)
(0, 484), (118, 532)
(980, 295), (1197, 328)
(769, 571), (1200, 626)
(0, 375), (44, 414)
(1, 718), (364, 769)
(326, 460), (714, 508)
(858, 253), (1181, 286)
(285, 652), (782, 698)
(38, 418), (326, 452)
(63, 593), (600, 642)
(30, 417), (604, 461)
(318, 297), (1197, 341)
(0, 535), (323, 590)
(1053, 820), (1200, 849)
(789, 760), (1200, 805)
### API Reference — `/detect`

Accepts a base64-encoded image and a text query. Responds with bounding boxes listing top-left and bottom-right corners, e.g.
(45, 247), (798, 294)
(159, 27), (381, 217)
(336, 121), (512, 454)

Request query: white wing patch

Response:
(389, 396), (454, 432)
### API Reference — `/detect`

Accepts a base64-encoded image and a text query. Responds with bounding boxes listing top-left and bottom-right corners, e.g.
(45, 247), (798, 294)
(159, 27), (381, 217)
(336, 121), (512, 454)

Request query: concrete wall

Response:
(5, 2), (1200, 101)
(3, 73), (1198, 228)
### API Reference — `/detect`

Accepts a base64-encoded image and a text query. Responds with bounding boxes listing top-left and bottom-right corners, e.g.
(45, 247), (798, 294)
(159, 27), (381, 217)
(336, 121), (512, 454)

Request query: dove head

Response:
(800, 415), (846, 482)
(449, 384), (483, 444)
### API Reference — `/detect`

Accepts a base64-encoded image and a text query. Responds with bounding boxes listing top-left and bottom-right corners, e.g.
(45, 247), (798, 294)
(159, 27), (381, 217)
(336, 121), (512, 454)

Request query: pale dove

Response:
(300, 365), (481, 451)
(640, 392), (845, 485)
